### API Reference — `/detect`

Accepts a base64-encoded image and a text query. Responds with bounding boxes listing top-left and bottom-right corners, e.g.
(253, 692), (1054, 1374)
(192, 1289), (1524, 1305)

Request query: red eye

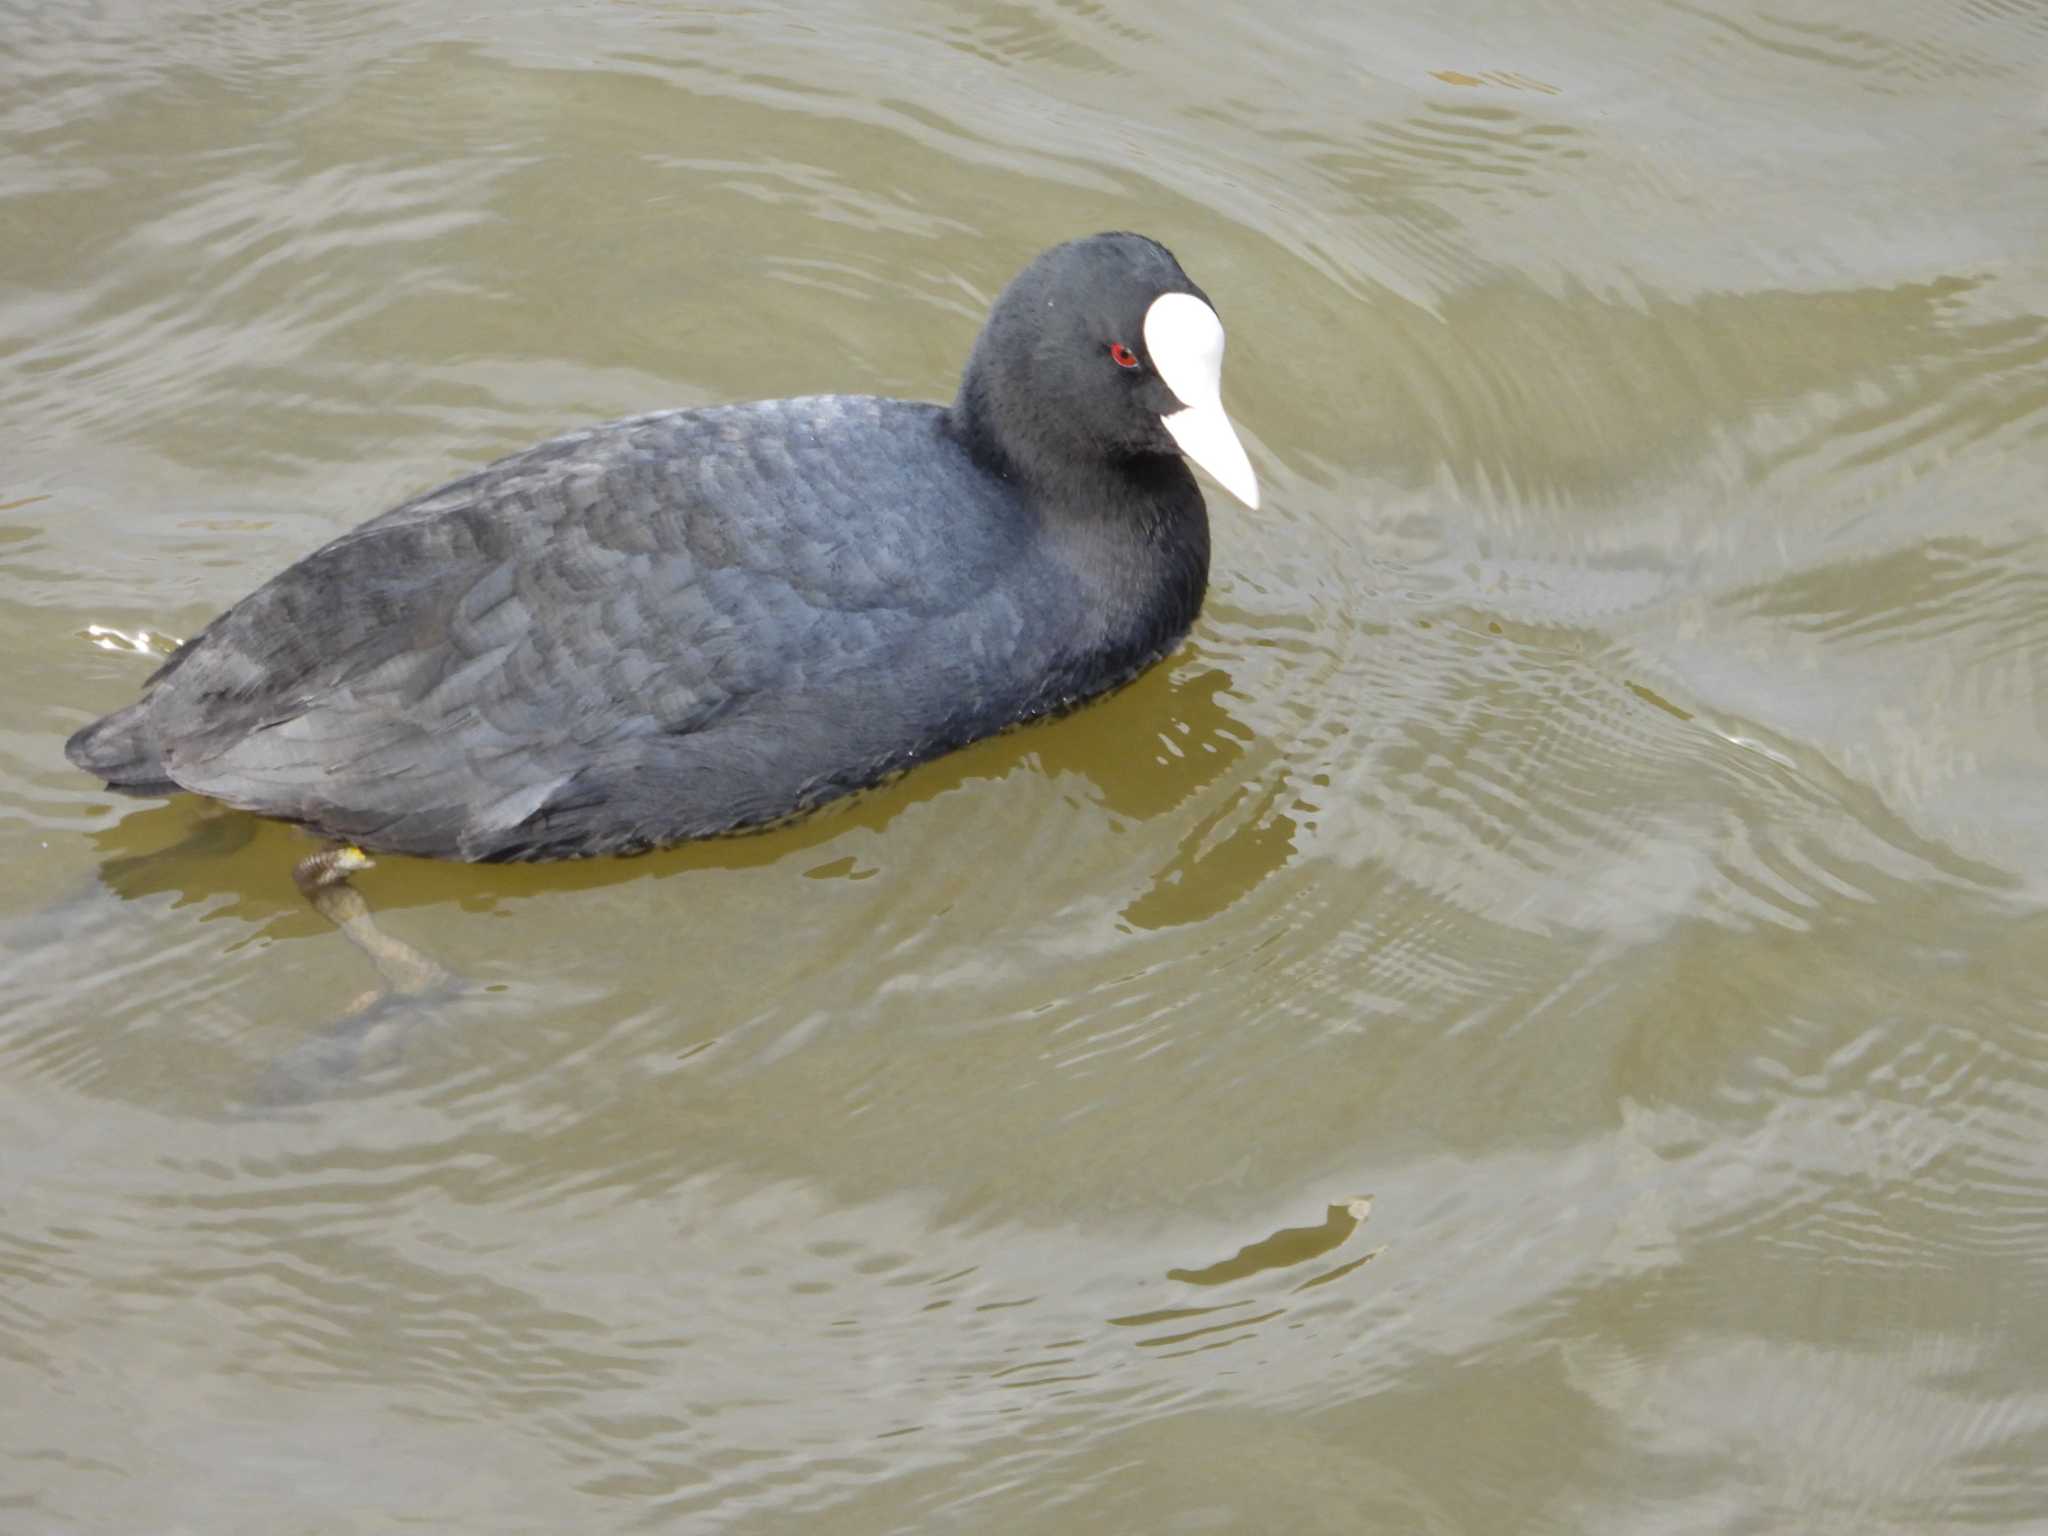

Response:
(1109, 342), (1140, 369)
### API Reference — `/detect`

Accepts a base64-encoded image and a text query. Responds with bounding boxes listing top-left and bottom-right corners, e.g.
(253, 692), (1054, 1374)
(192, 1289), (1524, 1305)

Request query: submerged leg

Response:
(241, 845), (459, 1108)
(292, 844), (452, 1001)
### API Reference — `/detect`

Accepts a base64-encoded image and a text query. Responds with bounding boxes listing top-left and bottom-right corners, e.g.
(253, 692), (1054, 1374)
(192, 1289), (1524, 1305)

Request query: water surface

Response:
(5, 0), (2048, 1529)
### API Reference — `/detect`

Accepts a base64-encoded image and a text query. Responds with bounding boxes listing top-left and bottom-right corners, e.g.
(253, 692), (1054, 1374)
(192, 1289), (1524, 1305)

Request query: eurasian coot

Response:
(67, 232), (1258, 862)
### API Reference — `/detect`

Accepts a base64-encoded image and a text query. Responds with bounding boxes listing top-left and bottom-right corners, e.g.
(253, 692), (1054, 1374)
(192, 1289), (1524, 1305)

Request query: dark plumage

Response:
(67, 233), (1257, 861)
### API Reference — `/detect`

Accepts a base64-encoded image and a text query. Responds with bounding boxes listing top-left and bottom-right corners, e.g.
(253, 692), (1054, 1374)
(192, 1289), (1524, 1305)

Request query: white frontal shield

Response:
(1144, 291), (1259, 510)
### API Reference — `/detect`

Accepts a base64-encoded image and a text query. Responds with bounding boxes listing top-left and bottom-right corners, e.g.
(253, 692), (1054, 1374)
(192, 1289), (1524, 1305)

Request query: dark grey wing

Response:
(142, 398), (1007, 858)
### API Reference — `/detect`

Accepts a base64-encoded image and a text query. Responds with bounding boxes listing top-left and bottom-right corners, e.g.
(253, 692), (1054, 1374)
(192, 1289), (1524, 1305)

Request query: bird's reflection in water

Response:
(78, 652), (1257, 1101)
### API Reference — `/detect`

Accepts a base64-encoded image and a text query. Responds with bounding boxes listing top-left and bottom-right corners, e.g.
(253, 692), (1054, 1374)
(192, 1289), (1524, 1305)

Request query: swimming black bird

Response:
(67, 233), (1258, 864)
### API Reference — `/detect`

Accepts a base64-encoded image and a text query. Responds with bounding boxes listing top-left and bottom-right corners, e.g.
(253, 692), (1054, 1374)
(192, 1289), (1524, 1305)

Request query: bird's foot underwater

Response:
(239, 844), (462, 1109)
(293, 843), (454, 1000)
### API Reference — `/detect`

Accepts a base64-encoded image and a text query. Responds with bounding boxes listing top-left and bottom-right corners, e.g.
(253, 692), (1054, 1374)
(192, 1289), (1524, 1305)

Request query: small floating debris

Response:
(86, 623), (180, 657)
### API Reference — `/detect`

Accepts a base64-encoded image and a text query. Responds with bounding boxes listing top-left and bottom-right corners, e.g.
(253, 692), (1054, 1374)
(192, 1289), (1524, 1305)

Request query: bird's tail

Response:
(66, 699), (178, 794)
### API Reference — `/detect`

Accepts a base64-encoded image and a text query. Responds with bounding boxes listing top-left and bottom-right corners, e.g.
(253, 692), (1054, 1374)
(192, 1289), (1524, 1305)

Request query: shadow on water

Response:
(1164, 1196), (1379, 1290)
